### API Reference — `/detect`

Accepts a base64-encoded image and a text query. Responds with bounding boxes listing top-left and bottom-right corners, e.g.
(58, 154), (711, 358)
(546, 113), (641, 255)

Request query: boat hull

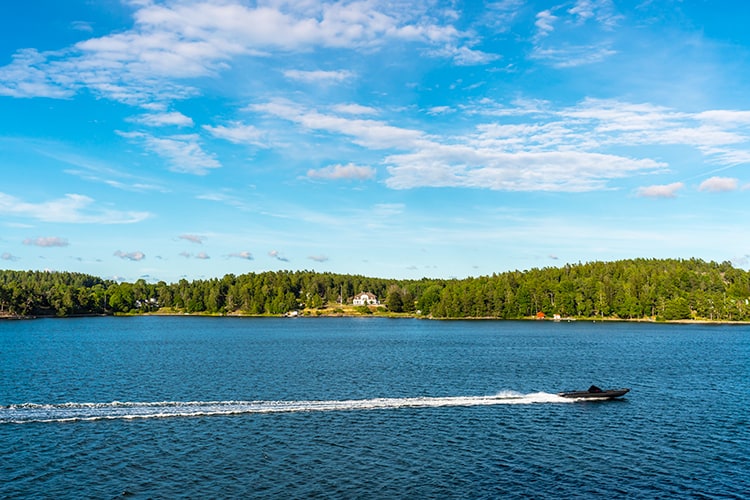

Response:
(558, 388), (630, 399)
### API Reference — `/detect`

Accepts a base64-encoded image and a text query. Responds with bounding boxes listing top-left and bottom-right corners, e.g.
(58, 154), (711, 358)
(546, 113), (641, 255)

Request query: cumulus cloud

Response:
(228, 251), (253, 260)
(636, 182), (684, 198)
(179, 234), (205, 244)
(23, 237), (69, 247)
(698, 176), (738, 193)
(268, 250), (289, 262)
(307, 163), (376, 181)
(114, 250), (145, 261)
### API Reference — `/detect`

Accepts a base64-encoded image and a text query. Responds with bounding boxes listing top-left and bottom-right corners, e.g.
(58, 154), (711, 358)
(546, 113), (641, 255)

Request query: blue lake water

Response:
(1, 316), (748, 498)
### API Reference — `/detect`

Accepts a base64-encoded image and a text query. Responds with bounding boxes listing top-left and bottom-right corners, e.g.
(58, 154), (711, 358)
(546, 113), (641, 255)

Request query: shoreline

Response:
(3, 310), (749, 325)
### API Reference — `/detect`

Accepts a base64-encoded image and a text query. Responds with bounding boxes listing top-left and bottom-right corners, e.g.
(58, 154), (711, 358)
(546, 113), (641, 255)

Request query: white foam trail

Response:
(0, 393), (573, 424)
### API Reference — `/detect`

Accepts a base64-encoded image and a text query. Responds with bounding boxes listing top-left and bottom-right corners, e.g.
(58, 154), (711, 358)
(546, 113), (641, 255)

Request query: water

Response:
(1, 317), (748, 498)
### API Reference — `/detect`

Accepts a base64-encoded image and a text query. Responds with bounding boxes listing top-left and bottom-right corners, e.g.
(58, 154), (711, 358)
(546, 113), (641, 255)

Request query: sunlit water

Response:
(1, 317), (748, 498)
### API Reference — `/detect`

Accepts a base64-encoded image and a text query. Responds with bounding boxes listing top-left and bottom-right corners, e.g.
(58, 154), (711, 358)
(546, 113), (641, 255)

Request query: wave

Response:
(0, 392), (572, 424)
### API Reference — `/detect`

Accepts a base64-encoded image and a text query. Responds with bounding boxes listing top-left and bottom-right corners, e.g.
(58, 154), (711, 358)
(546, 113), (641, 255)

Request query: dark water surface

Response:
(1, 317), (748, 498)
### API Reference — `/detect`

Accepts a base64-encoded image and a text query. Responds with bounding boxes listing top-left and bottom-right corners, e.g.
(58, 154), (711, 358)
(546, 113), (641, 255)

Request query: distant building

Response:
(353, 292), (379, 305)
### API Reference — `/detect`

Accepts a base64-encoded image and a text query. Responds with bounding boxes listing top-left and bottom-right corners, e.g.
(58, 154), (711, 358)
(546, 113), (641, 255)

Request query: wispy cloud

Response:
(251, 99), (426, 150)
(0, 192), (150, 224)
(426, 45), (500, 66)
(71, 21), (94, 33)
(332, 103), (378, 115)
(117, 131), (220, 175)
(268, 250), (289, 262)
(179, 251), (210, 259)
(307, 163), (376, 181)
(228, 251), (253, 260)
(284, 69), (355, 84)
(179, 234), (205, 244)
(308, 255), (329, 263)
(203, 122), (266, 146)
(1, 252), (20, 261)
(532, 1), (620, 67)
(114, 250), (146, 261)
(129, 111), (194, 127)
(24, 237), (69, 247)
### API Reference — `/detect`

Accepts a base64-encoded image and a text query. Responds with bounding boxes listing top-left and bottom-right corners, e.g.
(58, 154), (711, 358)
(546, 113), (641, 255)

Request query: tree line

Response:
(2, 258), (750, 321)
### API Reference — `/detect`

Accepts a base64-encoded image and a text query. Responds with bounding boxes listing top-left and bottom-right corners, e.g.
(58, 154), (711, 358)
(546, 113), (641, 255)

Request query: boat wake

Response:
(0, 392), (573, 424)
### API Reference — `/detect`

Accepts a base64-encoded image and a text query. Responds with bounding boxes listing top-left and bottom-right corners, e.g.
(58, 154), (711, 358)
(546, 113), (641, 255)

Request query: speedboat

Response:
(558, 385), (630, 400)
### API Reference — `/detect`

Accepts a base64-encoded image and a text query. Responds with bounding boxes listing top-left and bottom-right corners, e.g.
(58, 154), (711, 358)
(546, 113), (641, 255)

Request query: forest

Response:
(1, 258), (750, 321)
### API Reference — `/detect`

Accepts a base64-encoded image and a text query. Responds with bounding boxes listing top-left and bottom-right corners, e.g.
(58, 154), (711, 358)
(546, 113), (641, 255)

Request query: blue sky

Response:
(1, 0), (749, 282)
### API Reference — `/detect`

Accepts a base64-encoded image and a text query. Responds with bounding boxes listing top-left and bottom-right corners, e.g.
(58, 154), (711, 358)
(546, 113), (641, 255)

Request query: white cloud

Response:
(308, 255), (329, 262)
(268, 250), (289, 262)
(71, 21), (94, 33)
(307, 163), (376, 181)
(24, 237), (69, 248)
(118, 131), (220, 174)
(427, 45), (500, 66)
(696, 110), (750, 125)
(427, 106), (453, 115)
(535, 10), (557, 38)
(332, 103), (378, 115)
(0, 1), (471, 105)
(114, 250), (146, 261)
(251, 96), (750, 193)
(385, 149), (663, 192)
(203, 122), (266, 146)
(179, 234), (205, 244)
(284, 69), (355, 84)
(532, 45), (617, 68)
(251, 99), (426, 150)
(1, 252), (20, 261)
(0, 192), (150, 224)
(698, 177), (738, 193)
(532, 1), (620, 67)
(130, 111), (194, 127)
(636, 182), (684, 198)
(228, 251), (253, 260)
(258, 98), (675, 192)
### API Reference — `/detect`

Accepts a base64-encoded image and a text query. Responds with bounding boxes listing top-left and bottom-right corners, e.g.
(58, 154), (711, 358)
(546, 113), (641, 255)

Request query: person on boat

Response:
(588, 385), (603, 393)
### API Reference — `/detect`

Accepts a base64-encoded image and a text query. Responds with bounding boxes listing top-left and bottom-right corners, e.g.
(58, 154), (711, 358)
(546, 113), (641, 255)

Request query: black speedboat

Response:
(558, 385), (630, 400)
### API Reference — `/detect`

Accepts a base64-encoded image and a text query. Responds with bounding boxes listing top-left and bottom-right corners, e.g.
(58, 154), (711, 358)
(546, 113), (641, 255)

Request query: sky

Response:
(1, 0), (750, 283)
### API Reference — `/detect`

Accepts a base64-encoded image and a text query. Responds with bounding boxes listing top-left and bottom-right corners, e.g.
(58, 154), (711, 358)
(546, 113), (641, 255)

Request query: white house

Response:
(353, 292), (379, 305)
